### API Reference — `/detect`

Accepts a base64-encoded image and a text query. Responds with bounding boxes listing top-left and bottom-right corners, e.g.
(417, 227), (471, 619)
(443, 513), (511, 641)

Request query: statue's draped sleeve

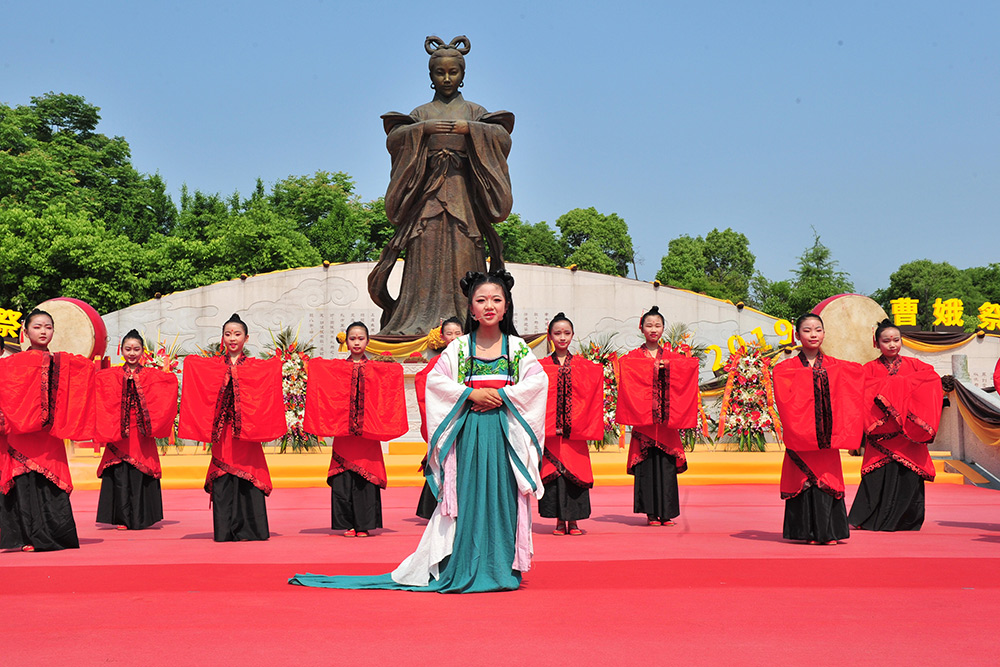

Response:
(380, 108), (514, 233)
(467, 111), (514, 223)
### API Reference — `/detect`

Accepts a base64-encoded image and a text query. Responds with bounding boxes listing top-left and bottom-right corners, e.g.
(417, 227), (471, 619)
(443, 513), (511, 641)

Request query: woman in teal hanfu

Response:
(289, 270), (547, 592)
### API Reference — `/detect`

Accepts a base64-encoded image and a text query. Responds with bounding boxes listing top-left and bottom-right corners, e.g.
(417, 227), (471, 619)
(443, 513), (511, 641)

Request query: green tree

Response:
(0, 92), (177, 243)
(269, 171), (391, 263)
(205, 203), (321, 278)
(655, 228), (755, 302)
(351, 196), (394, 261)
(556, 207), (635, 277)
(785, 231), (855, 314)
(143, 234), (224, 297)
(748, 231), (854, 321)
(172, 187), (230, 241)
(965, 264), (1000, 305)
(494, 213), (565, 266)
(748, 273), (796, 322)
(0, 204), (148, 312)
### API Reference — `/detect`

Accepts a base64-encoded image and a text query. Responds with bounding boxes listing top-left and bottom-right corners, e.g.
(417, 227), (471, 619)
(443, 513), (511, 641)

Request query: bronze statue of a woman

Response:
(368, 36), (514, 335)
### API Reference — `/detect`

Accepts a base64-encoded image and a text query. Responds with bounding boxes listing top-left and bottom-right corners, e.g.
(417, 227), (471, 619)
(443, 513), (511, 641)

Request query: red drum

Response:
(21, 297), (108, 359)
(812, 294), (888, 364)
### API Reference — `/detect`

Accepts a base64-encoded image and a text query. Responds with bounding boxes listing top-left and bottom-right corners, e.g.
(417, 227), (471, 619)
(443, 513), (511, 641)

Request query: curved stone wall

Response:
(101, 261), (1000, 384)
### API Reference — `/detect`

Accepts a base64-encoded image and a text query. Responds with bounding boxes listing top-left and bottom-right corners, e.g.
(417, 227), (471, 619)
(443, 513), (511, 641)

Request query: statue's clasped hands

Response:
(425, 119), (470, 135)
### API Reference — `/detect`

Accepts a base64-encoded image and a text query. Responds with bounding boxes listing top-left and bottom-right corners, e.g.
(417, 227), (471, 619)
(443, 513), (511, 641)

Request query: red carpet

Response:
(2, 484), (998, 665)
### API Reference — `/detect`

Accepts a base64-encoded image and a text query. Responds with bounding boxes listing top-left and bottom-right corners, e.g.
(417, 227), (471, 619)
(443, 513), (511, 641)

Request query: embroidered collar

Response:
(640, 345), (663, 360)
(878, 355), (902, 375)
(797, 350), (825, 369)
(549, 351), (573, 366)
(224, 353), (248, 367)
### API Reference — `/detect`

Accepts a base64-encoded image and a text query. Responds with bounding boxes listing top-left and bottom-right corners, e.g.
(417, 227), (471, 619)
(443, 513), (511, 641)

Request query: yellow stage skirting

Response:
(68, 444), (965, 490)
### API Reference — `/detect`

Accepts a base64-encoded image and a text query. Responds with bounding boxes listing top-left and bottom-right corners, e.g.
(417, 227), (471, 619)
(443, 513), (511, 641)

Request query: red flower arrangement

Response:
(716, 342), (782, 451)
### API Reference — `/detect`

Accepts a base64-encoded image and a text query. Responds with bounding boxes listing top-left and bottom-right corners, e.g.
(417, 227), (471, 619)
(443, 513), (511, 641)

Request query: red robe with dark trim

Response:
(993, 358), (1000, 392)
(414, 359), (440, 475)
(860, 355), (941, 480)
(539, 353), (604, 488)
(95, 366), (179, 479)
(0, 350), (96, 495)
(304, 358), (408, 489)
(616, 347), (700, 474)
(179, 355), (285, 495)
(414, 360), (437, 444)
(773, 352), (864, 499)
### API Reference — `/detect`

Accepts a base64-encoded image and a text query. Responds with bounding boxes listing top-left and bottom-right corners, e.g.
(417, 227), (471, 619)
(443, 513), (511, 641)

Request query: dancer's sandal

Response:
(567, 522), (583, 536)
(343, 529), (357, 537)
(647, 518), (661, 527)
(355, 531), (370, 538)
(21, 545), (35, 552)
(553, 521), (566, 536)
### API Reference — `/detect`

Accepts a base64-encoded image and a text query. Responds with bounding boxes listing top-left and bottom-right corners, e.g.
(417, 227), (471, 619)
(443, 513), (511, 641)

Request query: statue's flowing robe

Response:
(370, 93), (514, 334)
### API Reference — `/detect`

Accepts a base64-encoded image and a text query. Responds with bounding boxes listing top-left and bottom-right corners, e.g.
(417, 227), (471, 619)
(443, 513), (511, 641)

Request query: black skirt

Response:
(848, 461), (926, 531)
(538, 475), (591, 521)
(96, 462), (163, 530)
(783, 485), (850, 542)
(0, 472), (80, 551)
(211, 474), (269, 542)
(415, 481), (438, 520)
(632, 447), (680, 522)
(329, 470), (382, 532)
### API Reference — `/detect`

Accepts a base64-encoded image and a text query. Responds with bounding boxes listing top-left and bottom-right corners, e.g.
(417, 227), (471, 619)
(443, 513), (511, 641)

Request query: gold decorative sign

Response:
(890, 297), (1000, 331)
(0, 308), (23, 339)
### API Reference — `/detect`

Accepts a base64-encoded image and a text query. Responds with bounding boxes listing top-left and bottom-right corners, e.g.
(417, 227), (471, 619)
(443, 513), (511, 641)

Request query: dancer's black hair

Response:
(548, 312), (574, 335)
(640, 305), (664, 327)
(794, 312), (824, 332)
(121, 329), (144, 349)
(25, 308), (54, 328)
(223, 313), (248, 335)
(874, 318), (899, 341)
(441, 316), (464, 332)
(346, 321), (370, 338)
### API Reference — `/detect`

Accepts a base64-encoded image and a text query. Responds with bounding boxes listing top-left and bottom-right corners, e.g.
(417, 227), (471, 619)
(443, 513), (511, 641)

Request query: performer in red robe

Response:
(95, 330), (178, 530)
(303, 322), (408, 537)
(178, 314), (286, 542)
(993, 357), (999, 392)
(415, 317), (464, 520)
(538, 313), (604, 535)
(773, 313), (863, 544)
(616, 306), (700, 526)
(848, 320), (943, 531)
(0, 309), (95, 551)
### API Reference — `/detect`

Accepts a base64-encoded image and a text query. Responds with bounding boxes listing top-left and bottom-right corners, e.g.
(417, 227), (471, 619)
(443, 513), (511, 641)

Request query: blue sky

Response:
(3, 1), (998, 294)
